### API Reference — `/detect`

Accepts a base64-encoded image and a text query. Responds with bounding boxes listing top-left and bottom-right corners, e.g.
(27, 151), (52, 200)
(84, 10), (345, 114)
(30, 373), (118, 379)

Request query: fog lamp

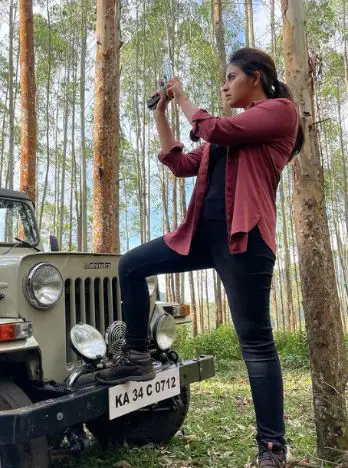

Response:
(70, 323), (106, 361)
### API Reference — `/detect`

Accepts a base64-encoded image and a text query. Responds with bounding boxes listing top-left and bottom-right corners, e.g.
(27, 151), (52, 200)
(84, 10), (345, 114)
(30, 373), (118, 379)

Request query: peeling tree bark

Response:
(19, 0), (36, 202)
(92, 0), (121, 253)
(282, 0), (348, 459)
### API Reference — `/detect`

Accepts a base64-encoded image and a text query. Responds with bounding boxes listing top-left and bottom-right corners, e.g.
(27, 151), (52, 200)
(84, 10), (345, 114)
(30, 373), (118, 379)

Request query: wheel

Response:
(87, 385), (190, 445)
(0, 379), (49, 468)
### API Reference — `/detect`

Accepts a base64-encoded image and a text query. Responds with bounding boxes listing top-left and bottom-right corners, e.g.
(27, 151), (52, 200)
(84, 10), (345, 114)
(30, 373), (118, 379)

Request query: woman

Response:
(96, 47), (304, 468)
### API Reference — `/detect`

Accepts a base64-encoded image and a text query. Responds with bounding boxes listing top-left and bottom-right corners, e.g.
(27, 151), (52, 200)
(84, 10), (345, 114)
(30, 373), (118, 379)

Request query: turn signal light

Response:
(0, 322), (32, 342)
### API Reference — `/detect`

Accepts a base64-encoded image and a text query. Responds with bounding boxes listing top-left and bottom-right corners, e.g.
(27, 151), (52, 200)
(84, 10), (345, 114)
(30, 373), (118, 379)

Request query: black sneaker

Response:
(246, 441), (287, 468)
(95, 348), (156, 385)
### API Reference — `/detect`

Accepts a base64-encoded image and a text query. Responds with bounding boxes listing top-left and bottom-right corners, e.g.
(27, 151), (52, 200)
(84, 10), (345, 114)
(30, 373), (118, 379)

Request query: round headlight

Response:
(25, 263), (63, 309)
(70, 324), (106, 361)
(154, 313), (176, 350)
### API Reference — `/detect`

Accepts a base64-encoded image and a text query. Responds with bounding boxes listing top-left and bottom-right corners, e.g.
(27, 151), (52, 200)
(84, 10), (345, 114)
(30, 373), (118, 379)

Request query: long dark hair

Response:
(229, 47), (304, 157)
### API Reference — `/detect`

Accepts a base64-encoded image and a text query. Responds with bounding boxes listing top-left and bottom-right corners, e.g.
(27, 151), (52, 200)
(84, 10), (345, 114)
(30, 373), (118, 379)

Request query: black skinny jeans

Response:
(119, 219), (285, 446)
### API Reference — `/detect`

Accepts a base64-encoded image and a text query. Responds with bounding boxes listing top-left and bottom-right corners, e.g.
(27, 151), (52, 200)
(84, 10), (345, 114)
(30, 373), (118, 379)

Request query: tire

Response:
(87, 385), (190, 446)
(0, 379), (49, 468)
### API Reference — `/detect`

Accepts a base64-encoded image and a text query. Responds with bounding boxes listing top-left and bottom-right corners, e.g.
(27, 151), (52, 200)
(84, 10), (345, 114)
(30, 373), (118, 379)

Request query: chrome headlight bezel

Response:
(24, 262), (63, 309)
(154, 312), (177, 351)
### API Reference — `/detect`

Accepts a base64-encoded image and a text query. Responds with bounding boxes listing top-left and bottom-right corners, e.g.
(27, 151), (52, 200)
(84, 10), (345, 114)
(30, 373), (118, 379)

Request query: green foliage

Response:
(275, 330), (309, 369)
(174, 324), (242, 361)
(174, 325), (323, 370)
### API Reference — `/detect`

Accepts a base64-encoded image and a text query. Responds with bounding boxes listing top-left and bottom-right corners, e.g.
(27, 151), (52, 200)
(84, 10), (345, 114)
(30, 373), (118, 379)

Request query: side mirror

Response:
(50, 235), (59, 252)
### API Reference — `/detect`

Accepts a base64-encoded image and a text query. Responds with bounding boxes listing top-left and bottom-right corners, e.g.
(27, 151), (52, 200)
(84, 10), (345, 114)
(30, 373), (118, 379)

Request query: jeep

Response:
(0, 188), (215, 468)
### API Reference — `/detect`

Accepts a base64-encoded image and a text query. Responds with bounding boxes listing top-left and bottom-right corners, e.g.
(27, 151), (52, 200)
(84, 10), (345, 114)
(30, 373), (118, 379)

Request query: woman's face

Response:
(221, 64), (259, 109)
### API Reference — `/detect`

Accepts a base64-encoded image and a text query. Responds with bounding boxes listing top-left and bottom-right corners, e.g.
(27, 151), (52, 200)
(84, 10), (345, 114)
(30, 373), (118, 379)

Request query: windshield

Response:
(0, 199), (39, 246)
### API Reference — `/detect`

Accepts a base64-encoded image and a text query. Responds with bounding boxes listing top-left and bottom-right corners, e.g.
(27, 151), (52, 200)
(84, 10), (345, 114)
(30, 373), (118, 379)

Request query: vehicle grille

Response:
(64, 277), (118, 363)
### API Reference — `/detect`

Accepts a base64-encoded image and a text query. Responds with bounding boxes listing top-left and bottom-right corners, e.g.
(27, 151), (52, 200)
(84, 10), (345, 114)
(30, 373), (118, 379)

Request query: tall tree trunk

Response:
(282, 0), (348, 458)
(271, 276), (279, 331)
(287, 168), (302, 330)
(80, 0), (88, 251)
(343, 0), (348, 93)
(53, 79), (60, 234)
(141, 0), (148, 244)
(114, 0), (121, 254)
(244, 0), (255, 47)
(0, 81), (9, 185)
(39, 0), (51, 230)
(336, 92), (348, 238)
(92, 0), (120, 253)
(179, 176), (186, 302)
(205, 270), (210, 332)
(197, 272), (202, 333)
(213, 270), (223, 327)
(69, 58), (78, 250)
(19, 0), (37, 202)
(134, 5), (144, 244)
(270, 0), (276, 56)
(59, 66), (70, 249)
(280, 177), (295, 330)
(277, 256), (286, 331)
(189, 271), (198, 336)
(146, 123), (151, 241)
(212, 0), (230, 116)
(8, 0), (14, 192)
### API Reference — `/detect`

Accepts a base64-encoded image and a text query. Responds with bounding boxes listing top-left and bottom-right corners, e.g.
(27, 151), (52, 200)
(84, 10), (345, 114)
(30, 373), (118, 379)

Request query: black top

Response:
(202, 144), (227, 220)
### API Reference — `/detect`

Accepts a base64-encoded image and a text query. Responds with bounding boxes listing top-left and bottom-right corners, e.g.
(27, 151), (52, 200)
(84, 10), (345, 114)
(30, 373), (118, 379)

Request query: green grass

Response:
(51, 327), (348, 467)
(50, 361), (319, 468)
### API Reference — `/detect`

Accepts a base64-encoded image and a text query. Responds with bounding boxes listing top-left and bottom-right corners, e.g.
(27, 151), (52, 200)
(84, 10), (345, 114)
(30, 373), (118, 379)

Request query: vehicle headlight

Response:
(146, 276), (158, 296)
(70, 323), (106, 361)
(25, 263), (63, 309)
(154, 313), (176, 350)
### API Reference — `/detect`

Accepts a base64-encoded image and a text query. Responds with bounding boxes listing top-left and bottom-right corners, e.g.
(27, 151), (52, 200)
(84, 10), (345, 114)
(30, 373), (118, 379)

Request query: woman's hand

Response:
(166, 77), (185, 103)
(153, 91), (169, 118)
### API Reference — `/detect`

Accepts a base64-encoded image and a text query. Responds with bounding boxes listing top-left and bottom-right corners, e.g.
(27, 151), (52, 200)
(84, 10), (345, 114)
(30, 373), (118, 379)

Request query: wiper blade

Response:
(3, 237), (40, 255)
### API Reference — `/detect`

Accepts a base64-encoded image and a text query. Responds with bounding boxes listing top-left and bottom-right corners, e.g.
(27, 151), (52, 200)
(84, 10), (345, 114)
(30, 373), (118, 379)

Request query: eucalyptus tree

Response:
(282, 0), (348, 459)
(19, 0), (37, 202)
(92, 0), (121, 253)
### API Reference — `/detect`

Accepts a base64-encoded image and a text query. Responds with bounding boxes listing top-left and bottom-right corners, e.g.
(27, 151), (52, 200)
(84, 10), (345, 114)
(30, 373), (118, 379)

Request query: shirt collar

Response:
(249, 98), (269, 108)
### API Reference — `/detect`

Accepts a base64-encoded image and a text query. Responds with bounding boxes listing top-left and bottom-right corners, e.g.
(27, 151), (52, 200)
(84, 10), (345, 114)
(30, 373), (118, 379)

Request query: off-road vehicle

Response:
(0, 188), (215, 468)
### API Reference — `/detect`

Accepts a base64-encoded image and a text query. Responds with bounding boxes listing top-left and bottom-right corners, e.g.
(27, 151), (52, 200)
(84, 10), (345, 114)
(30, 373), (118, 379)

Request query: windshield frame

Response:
(0, 197), (40, 247)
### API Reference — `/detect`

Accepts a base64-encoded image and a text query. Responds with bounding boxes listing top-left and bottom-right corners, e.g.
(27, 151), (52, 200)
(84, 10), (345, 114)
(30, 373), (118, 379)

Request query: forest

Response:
(0, 0), (347, 466)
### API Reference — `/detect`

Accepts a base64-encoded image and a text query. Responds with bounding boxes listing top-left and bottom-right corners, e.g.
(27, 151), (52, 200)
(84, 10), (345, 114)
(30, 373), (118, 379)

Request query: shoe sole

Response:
(95, 371), (156, 385)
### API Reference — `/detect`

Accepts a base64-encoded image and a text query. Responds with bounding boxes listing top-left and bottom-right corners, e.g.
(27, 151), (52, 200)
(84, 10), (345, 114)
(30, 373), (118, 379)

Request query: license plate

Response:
(108, 366), (180, 420)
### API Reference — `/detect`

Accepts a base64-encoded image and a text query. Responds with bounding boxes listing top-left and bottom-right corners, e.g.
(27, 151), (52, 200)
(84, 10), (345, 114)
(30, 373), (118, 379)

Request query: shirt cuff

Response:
(158, 142), (184, 162)
(190, 108), (212, 141)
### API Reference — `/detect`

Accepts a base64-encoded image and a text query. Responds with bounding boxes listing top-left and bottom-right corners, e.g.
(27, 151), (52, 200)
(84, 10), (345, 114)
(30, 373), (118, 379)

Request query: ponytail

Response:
(273, 80), (304, 157)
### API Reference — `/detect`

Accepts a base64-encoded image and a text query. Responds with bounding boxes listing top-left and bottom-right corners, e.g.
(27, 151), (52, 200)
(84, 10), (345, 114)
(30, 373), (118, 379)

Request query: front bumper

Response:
(0, 355), (215, 445)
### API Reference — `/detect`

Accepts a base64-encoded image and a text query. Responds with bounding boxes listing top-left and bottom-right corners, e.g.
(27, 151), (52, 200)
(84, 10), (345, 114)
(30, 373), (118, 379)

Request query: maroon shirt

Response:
(158, 98), (299, 256)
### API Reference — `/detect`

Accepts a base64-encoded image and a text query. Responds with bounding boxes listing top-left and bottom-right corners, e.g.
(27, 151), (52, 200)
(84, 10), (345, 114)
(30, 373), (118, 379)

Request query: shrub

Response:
(275, 330), (309, 369)
(173, 324), (338, 370)
(174, 324), (242, 361)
